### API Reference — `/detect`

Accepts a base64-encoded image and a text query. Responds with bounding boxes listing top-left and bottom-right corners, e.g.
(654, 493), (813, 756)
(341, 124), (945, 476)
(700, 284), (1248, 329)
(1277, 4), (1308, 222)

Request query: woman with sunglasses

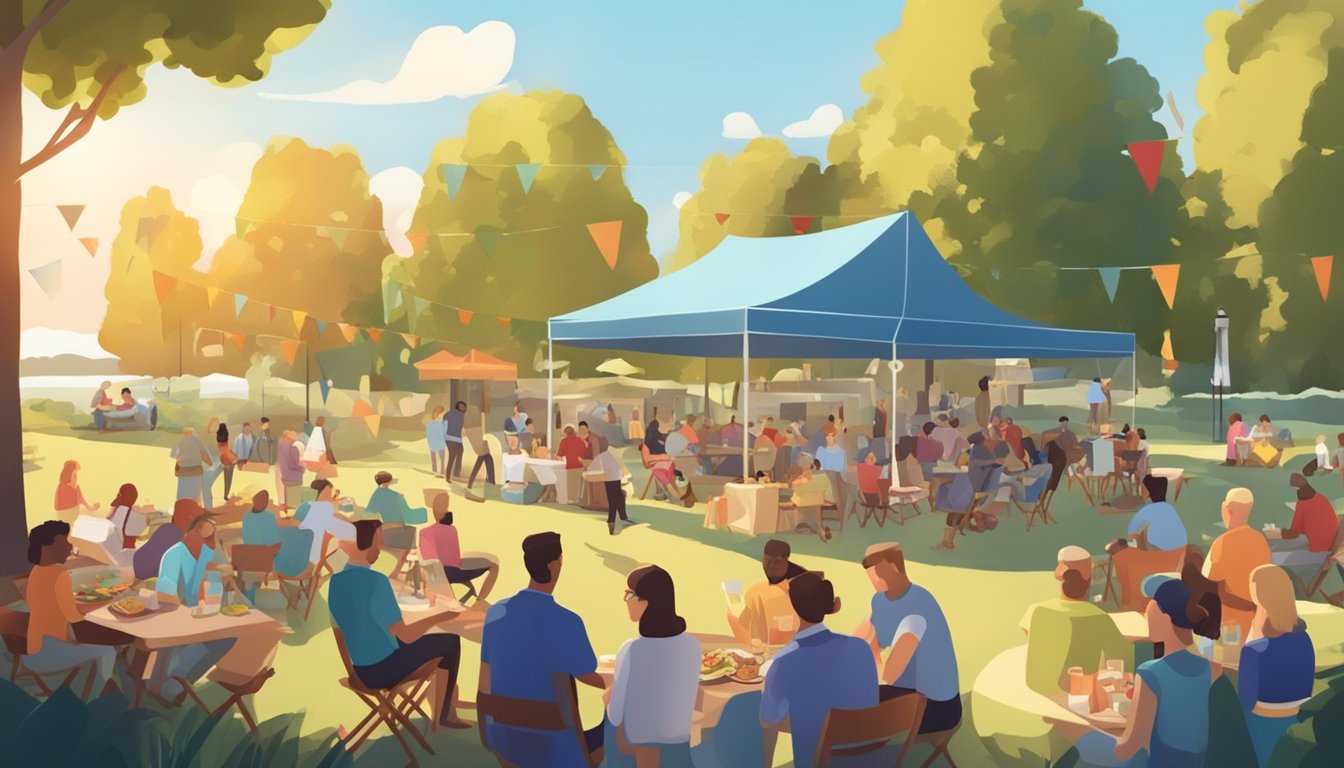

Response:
(606, 565), (699, 767)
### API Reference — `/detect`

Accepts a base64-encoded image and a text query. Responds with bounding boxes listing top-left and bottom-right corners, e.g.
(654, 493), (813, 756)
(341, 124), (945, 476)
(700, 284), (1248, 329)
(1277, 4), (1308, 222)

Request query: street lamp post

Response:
(1212, 308), (1230, 442)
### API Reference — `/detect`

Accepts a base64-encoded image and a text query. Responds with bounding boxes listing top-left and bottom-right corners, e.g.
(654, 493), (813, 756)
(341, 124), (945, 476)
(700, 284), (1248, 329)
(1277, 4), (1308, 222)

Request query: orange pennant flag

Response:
(152, 271), (177, 304)
(351, 399), (375, 418)
(292, 310), (308, 335)
(790, 216), (814, 235)
(1151, 264), (1180, 309)
(400, 333), (419, 348)
(338, 323), (358, 343)
(365, 414), (382, 439)
(206, 286), (220, 309)
(279, 340), (300, 365)
(1311, 255), (1333, 301)
(715, 213), (730, 225)
(366, 328), (382, 343)
(79, 237), (98, 257)
(458, 309), (473, 325)
(497, 316), (511, 328)
(231, 332), (247, 350)
(586, 221), (623, 270)
(407, 232), (428, 252)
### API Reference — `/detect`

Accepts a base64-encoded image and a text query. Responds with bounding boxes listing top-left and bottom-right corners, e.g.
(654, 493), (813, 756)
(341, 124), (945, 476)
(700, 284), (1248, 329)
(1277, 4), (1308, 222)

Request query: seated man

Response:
(1001, 416), (1028, 463)
(788, 459), (833, 539)
(555, 425), (590, 471)
(419, 494), (499, 603)
(856, 543), (961, 736)
(23, 521), (121, 695)
(480, 532), (607, 766)
(241, 490), (280, 546)
(329, 520), (469, 728)
(298, 479), (356, 565)
(856, 450), (891, 507)
(1022, 546), (1132, 695)
(930, 417), (967, 463)
(133, 498), (200, 581)
(1106, 475), (1189, 610)
(1205, 488), (1271, 637)
(1276, 473), (1340, 567)
(915, 422), (944, 476)
(761, 572), (878, 766)
(364, 471), (428, 551)
(154, 513), (236, 702)
(726, 539), (805, 646)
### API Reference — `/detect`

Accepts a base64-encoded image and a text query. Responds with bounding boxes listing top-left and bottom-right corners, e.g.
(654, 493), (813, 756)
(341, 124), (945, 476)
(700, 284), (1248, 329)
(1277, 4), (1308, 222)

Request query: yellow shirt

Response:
(1023, 598), (1132, 695)
(1206, 526), (1272, 633)
(25, 564), (84, 654)
(743, 580), (797, 644)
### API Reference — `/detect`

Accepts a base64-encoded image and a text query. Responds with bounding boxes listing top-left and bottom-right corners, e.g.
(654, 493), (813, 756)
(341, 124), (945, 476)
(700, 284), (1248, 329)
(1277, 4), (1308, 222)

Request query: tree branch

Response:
(16, 64), (124, 179)
(4, 0), (73, 56)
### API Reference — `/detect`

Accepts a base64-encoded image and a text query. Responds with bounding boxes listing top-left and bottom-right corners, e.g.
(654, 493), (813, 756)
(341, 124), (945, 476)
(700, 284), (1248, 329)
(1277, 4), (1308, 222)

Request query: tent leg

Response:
(891, 343), (899, 487)
(1131, 345), (1137, 428)
(546, 328), (554, 453)
(742, 317), (750, 478)
(704, 358), (710, 418)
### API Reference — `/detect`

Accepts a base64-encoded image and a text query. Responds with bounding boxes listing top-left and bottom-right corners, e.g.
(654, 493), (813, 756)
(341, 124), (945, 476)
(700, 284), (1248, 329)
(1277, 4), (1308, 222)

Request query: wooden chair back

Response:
(815, 693), (927, 767)
(231, 543), (280, 574)
(477, 672), (599, 768)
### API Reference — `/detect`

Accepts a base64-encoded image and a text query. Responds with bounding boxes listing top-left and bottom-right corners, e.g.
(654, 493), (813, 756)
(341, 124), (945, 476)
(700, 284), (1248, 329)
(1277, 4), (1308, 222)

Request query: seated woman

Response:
(1240, 565), (1314, 768)
(1226, 412), (1251, 466)
(1246, 414), (1284, 468)
(106, 483), (150, 551)
(787, 459), (833, 541)
(639, 441), (692, 505)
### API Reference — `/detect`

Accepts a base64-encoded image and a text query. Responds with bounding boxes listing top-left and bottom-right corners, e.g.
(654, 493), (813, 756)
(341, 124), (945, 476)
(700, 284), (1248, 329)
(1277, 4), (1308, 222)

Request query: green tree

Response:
(398, 90), (659, 374)
(1, 0), (329, 574)
(1257, 47), (1344, 390)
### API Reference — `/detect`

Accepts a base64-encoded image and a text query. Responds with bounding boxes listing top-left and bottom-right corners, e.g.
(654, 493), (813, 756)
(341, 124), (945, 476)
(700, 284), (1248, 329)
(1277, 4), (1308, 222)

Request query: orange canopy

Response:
(414, 349), (518, 382)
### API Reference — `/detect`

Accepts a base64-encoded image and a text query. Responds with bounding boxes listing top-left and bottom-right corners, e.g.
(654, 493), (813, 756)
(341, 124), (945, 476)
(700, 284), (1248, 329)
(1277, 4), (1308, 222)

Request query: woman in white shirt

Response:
(607, 565), (699, 767)
(106, 483), (149, 550)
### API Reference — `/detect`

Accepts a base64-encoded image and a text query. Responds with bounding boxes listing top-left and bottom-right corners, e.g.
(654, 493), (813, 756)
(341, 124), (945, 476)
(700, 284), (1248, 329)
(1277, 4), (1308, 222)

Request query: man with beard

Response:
(727, 539), (807, 646)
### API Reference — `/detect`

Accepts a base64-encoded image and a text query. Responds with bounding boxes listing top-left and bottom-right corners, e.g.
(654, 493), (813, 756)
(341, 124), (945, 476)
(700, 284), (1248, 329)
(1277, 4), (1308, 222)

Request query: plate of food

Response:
(220, 603), (250, 617)
(700, 649), (737, 681)
(75, 582), (132, 604)
(729, 657), (764, 684)
(108, 597), (148, 618)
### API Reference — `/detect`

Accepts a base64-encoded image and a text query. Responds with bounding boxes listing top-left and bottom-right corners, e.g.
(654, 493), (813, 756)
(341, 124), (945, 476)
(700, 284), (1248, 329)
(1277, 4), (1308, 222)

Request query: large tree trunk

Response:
(0, 39), (29, 575)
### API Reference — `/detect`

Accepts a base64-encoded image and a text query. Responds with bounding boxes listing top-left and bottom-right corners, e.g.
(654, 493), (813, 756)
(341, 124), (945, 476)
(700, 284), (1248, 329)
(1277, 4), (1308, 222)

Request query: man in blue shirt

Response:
(364, 471), (428, 550)
(328, 520), (468, 728)
(761, 571), (878, 766)
(816, 425), (851, 519)
(152, 513), (235, 703)
(480, 532), (606, 767)
(856, 542), (962, 734)
(443, 401), (467, 480)
(1106, 475), (1188, 608)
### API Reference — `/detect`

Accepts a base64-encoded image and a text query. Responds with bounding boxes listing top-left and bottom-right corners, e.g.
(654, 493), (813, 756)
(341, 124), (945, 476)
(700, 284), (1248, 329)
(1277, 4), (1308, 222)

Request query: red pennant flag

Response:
(400, 333), (419, 348)
(230, 333), (247, 350)
(458, 309), (473, 325)
(152, 271), (177, 304)
(79, 237), (98, 257)
(267, 304), (277, 323)
(1151, 264), (1180, 309)
(497, 316), (511, 328)
(279, 340), (300, 365)
(586, 221), (623, 270)
(366, 328), (383, 343)
(715, 213), (730, 225)
(1312, 255), (1333, 301)
(790, 216), (814, 235)
(407, 232), (428, 252)
(1127, 140), (1166, 194)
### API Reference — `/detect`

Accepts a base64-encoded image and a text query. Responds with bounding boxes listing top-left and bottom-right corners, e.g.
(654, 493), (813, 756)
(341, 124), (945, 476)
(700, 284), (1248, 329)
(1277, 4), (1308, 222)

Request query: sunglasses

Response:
(623, 589), (639, 603)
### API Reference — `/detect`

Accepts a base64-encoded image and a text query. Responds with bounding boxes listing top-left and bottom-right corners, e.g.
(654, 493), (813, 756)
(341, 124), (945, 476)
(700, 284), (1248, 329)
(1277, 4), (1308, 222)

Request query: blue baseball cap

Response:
(1141, 574), (1196, 630)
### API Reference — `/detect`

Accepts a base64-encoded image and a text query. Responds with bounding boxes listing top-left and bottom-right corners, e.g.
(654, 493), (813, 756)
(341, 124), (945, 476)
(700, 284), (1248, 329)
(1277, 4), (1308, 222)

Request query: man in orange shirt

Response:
(23, 520), (120, 694)
(727, 539), (805, 646)
(1204, 487), (1271, 637)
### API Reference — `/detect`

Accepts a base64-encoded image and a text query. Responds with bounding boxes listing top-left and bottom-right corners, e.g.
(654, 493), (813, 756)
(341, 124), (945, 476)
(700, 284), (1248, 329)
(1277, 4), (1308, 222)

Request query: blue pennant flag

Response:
(1098, 268), (1121, 302)
(315, 319), (327, 337)
(589, 164), (606, 181)
(441, 164), (467, 199)
(318, 378), (332, 404)
(516, 163), (541, 194)
(990, 269), (1000, 280)
(234, 294), (248, 318)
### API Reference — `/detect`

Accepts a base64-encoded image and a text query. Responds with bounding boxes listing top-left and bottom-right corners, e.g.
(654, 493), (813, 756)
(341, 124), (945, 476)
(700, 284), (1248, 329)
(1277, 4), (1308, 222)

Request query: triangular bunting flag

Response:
(365, 414), (382, 439)
(292, 310), (308, 335)
(476, 226), (503, 258)
(315, 319), (327, 337)
(206, 286), (220, 308)
(152, 271), (177, 304)
(990, 269), (1001, 280)
(234, 294), (248, 318)
(1311, 255), (1333, 301)
(441, 164), (467, 199)
(136, 217), (153, 247)
(231, 333), (247, 350)
(27, 260), (62, 298)
(589, 164), (606, 181)
(267, 304), (277, 324)
(1098, 268), (1121, 302)
(319, 378), (332, 404)
(57, 204), (84, 230)
(790, 216), (814, 235)
(515, 163), (541, 194)
(235, 218), (251, 240)
(1151, 264), (1180, 309)
(458, 309), (474, 325)
(497, 316), (511, 328)
(1127, 140), (1167, 194)
(366, 328), (382, 343)
(586, 221), (623, 270)
(338, 323), (358, 343)
(400, 333), (419, 348)
(351, 399), (375, 418)
(330, 228), (350, 251)
(412, 296), (429, 317)
(279, 340), (300, 365)
(715, 213), (730, 225)
(407, 232), (428, 252)
(79, 237), (98, 256)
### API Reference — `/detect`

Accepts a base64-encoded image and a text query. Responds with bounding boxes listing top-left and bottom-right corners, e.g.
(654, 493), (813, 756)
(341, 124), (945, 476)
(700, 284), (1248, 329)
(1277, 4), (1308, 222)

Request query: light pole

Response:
(1212, 308), (1229, 442)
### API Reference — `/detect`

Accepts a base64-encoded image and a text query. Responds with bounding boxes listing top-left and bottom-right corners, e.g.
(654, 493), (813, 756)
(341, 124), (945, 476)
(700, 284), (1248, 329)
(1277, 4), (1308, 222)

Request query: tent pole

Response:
(704, 357), (710, 418)
(891, 343), (899, 486)
(1131, 342), (1137, 428)
(546, 325), (554, 453)
(742, 312), (750, 478)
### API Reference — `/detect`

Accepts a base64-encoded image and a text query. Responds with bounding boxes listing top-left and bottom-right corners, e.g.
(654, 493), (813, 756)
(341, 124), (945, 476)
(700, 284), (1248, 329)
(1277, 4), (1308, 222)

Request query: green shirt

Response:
(365, 487), (427, 526)
(1024, 598), (1132, 694)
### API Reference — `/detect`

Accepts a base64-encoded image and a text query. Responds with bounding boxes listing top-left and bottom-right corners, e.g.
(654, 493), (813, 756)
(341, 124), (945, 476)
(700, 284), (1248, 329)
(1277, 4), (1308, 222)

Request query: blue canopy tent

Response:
(548, 213), (1135, 475)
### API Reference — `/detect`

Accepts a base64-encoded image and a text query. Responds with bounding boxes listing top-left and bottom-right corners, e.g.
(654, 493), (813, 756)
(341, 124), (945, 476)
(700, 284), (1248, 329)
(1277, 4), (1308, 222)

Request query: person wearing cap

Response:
(855, 543), (962, 735)
(726, 540), (805, 646)
(1275, 473), (1339, 568)
(760, 571), (878, 767)
(153, 512), (237, 703)
(1241, 565), (1315, 767)
(298, 479), (356, 565)
(1073, 573), (1212, 767)
(1022, 546), (1132, 696)
(1204, 488), (1271, 637)
(364, 471), (428, 550)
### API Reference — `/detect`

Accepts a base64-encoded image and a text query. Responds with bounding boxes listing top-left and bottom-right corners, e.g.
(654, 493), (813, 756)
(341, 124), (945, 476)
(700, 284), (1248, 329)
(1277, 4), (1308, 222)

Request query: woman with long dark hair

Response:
(607, 565), (699, 766)
(217, 422), (238, 499)
(107, 483), (149, 550)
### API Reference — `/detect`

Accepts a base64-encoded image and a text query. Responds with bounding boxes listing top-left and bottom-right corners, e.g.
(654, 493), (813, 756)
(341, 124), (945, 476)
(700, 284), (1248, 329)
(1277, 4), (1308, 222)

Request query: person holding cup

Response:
(151, 512), (237, 704)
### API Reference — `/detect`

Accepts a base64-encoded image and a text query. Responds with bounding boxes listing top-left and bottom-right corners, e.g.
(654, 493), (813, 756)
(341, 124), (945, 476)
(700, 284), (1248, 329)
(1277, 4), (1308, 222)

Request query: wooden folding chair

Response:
(858, 492), (891, 528)
(231, 543), (280, 601)
(179, 667), (275, 736)
(0, 610), (98, 701)
(274, 528), (325, 621)
(638, 442), (680, 501)
(1289, 524), (1344, 606)
(914, 723), (961, 768)
(332, 629), (438, 764)
(477, 672), (602, 768)
(1019, 446), (1067, 531)
(889, 460), (931, 525)
(815, 693), (927, 767)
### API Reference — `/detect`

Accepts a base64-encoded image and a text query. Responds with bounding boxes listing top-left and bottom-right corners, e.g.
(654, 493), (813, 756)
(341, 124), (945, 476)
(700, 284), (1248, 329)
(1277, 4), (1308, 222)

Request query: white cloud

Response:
(782, 104), (844, 138)
(672, 191), (692, 209)
(261, 22), (515, 104)
(722, 111), (762, 139)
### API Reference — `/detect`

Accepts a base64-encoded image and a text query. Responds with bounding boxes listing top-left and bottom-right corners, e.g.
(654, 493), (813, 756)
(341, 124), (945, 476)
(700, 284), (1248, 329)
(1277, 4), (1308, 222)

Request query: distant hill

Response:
(19, 354), (122, 376)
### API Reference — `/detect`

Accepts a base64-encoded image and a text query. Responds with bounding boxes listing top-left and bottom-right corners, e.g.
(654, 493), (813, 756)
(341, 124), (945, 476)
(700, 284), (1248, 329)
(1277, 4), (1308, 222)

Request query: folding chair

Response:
(889, 460), (931, 525)
(1289, 523), (1344, 606)
(814, 693), (927, 767)
(179, 667), (276, 736)
(1019, 445), (1067, 531)
(274, 527), (323, 620)
(0, 610), (98, 701)
(231, 543), (280, 604)
(914, 723), (961, 768)
(638, 442), (680, 501)
(477, 672), (602, 768)
(820, 472), (850, 538)
(332, 629), (438, 764)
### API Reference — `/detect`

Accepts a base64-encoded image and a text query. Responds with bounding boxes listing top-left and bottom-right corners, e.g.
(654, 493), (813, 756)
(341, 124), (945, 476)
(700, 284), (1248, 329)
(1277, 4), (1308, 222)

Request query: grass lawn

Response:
(18, 391), (1344, 766)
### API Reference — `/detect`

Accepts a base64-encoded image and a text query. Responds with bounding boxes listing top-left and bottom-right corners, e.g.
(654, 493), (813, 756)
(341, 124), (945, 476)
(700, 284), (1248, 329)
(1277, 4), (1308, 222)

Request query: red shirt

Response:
(556, 434), (590, 469)
(1001, 424), (1025, 459)
(1291, 493), (1340, 552)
